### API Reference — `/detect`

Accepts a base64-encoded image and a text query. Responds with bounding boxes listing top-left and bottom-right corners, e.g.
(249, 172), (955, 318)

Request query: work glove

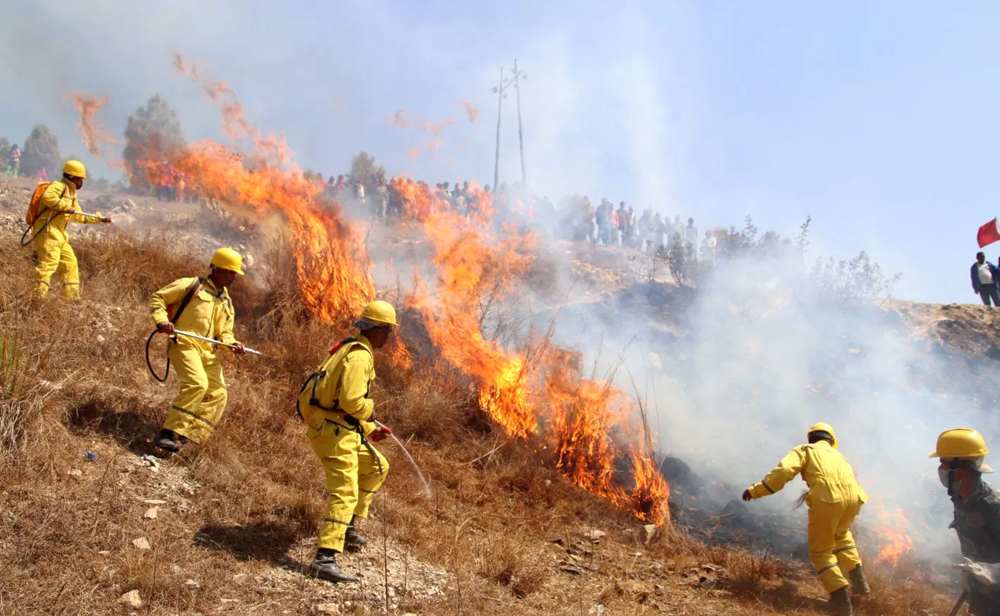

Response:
(953, 558), (1000, 588)
(742, 489), (753, 502)
(370, 426), (392, 442)
(232, 342), (246, 355)
(156, 322), (175, 335)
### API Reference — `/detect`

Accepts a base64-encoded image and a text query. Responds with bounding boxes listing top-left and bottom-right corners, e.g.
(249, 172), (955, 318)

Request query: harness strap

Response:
(145, 277), (207, 383)
(20, 186), (70, 247)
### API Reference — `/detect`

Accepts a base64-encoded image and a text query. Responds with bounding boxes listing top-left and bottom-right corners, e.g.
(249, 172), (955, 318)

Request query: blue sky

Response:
(1, 1), (997, 303)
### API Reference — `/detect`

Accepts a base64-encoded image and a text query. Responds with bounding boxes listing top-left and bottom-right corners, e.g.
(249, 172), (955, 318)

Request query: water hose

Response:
(20, 211), (106, 247)
(145, 329), (262, 382)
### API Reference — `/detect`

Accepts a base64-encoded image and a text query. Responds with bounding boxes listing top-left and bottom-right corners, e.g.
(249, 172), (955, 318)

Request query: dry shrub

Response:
(0, 329), (48, 463)
(73, 231), (195, 302)
(476, 536), (550, 599)
(384, 366), (474, 443)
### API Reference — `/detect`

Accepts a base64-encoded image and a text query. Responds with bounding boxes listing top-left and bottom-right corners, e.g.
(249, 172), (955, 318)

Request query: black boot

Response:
(829, 586), (853, 616)
(344, 524), (368, 552)
(849, 566), (870, 596)
(309, 549), (358, 583)
(154, 429), (180, 453)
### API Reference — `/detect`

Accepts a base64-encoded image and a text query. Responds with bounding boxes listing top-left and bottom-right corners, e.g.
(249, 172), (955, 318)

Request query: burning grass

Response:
(0, 184), (962, 615)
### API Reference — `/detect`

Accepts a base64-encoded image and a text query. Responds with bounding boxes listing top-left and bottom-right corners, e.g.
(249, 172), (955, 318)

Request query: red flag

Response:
(979, 218), (1000, 248)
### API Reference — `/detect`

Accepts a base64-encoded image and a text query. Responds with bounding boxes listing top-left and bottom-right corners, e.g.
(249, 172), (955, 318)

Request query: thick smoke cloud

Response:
(543, 244), (993, 569)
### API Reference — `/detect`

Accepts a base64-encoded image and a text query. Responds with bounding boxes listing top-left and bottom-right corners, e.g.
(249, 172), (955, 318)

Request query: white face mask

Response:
(939, 468), (953, 489)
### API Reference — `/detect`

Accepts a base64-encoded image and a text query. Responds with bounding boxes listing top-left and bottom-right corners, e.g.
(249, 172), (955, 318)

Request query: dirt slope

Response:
(0, 176), (958, 615)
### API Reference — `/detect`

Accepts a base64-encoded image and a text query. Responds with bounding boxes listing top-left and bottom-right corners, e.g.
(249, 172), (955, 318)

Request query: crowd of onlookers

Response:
(15, 144), (718, 263)
(321, 171), (721, 263)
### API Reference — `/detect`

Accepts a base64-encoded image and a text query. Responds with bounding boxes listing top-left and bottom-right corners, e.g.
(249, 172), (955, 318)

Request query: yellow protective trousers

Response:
(162, 341), (228, 444)
(33, 230), (80, 299)
(310, 420), (389, 552)
(808, 497), (864, 593)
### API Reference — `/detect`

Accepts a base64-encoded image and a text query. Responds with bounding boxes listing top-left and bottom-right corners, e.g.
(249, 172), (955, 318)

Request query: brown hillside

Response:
(0, 176), (958, 615)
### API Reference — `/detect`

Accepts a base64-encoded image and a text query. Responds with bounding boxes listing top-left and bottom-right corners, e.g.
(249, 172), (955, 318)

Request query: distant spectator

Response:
(701, 230), (718, 264)
(5, 144), (20, 177)
(638, 208), (651, 250)
(373, 180), (388, 222)
(972, 251), (1000, 306)
(536, 195), (557, 229)
(595, 199), (612, 245)
(609, 205), (620, 246)
(684, 217), (698, 257)
(334, 175), (349, 200)
(36, 167), (49, 182)
(616, 202), (628, 246)
(626, 206), (637, 248)
(653, 213), (666, 251)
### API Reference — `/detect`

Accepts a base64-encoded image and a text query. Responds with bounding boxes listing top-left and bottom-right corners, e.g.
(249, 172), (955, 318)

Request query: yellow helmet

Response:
(210, 247), (245, 275)
(63, 160), (86, 178)
(358, 300), (398, 327)
(929, 428), (989, 459)
(808, 422), (837, 449)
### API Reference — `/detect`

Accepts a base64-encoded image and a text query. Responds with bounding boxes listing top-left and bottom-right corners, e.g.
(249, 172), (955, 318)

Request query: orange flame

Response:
(71, 60), (669, 525)
(390, 110), (457, 136)
(872, 508), (915, 567)
(407, 187), (670, 523)
(462, 102), (479, 122)
(70, 93), (118, 159)
(137, 142), (373, 323)
(174, 53), (291, 168)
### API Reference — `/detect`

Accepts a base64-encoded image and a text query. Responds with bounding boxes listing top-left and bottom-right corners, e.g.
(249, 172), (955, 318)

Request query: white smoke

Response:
(544, 242), (989, 572)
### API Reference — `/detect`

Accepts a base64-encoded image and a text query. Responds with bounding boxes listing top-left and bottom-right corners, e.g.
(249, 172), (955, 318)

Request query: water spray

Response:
(375, 419), (433, 499)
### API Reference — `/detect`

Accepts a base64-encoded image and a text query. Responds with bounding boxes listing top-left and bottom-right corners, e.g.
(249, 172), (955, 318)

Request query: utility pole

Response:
(492, 67), (505, 194)
(492, 62), (528, 192)
(512, 59), (527, 186)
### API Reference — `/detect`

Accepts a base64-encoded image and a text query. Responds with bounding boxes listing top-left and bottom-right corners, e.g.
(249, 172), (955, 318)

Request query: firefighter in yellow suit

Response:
(298, 300), (396, 583)
(150, 248), (246, 452)
(33, 160), (112, 299)
(742, 423), (869, 616)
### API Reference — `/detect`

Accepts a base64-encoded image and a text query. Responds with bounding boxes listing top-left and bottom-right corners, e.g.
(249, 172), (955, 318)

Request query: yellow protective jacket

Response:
(747, 441), (868, 505)
(33, 180), (101, 238)
(298, 335), (376, 436)
(149, 276), (236, 354)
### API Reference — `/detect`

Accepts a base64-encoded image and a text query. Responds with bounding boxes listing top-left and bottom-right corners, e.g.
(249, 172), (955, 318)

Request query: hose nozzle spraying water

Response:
(375, 420), (433, 499)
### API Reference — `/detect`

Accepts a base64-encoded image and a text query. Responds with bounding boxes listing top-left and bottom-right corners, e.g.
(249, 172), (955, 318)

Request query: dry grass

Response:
(0, 202), (960, 615)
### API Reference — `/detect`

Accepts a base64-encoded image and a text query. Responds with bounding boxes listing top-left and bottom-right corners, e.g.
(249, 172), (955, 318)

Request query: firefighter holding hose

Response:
(151, 248), (246, 453)
(30, 160), (112, 299)
(931, 428), (1000, 615)
(742, 423), (869, 616)
(297, 300), (396, 583)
